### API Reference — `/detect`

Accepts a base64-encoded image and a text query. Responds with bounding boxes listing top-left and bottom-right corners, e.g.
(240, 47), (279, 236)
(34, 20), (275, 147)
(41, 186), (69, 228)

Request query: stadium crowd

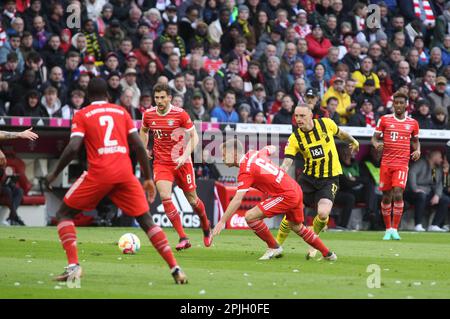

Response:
(1, 0), (450, 229)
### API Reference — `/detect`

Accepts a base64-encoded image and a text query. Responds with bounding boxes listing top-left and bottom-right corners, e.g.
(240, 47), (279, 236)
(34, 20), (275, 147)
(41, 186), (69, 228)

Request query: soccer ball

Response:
(118, 233), (141, 254)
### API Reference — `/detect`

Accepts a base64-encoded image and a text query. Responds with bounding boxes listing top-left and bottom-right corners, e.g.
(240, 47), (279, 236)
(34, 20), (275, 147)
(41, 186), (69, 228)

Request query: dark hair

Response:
(326, 96), (339, 105)
(223, 90), (236, 98)
(393, 92), (408, 101)
(6, 52), (18, 62)
(87, 78), (108, 100)
(153, 83), (171, 96)
(66, 51), (80, 59)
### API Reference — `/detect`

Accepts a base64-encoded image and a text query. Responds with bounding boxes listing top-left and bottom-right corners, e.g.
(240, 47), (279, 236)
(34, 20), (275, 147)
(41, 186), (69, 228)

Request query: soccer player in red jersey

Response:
(45, 79), (187, 284)
(212, 140), (337, 261)
(140, 84), (212, 250)
(371, 92), (421, 240)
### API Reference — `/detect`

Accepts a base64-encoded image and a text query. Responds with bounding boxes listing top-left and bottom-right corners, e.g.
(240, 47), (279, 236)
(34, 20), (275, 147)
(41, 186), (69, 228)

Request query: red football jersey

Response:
(142, 105), (194, 165)
(237, 148), (300, 196)
(375, 114), (419, 168)
(70, 101), (136, 182)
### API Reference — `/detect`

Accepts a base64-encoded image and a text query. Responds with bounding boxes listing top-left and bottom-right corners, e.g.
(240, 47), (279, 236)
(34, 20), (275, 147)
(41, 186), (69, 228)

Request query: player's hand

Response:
(411, 150), (421, 161)
(349, 140), (359, 154)
(373, 141), (384, 152)
(430, 194), (439, 206)
(143, 179), (156, 203)
(212, 220), (225, 237)
(18, 128), (38, 141)
(146, 149), (153, 160)
(0, 150), (6, 169)
(175, 153), (188, 170)
(266, 145), (277, 156)
(44, 173), (57, 191)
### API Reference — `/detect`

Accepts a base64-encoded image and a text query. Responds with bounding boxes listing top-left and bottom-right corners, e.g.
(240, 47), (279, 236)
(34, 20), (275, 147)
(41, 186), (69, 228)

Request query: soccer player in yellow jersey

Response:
(275, 104), (359, 258)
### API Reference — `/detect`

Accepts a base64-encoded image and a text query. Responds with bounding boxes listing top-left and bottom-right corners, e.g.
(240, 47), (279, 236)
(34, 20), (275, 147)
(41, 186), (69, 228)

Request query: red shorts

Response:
(379, 165), (409, 191)
(153, 162), (196, 192)
(64, 171), (149, 217)
(257, 188), (304, 224)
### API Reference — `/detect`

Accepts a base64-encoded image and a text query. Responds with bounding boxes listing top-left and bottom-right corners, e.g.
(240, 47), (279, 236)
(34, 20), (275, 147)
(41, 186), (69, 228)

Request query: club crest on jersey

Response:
(390, 124), (395, 128)
(152, 121), (156, 125)
(405, 124), (411, 130)
(168, 120), (174, 126)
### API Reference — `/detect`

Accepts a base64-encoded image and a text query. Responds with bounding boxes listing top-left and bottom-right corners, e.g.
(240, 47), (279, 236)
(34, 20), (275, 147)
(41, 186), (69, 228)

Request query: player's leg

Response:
(381, 189), (393, 239)
(391, 187), (405, 240)
(245, 205), (282, 260)
(289, 221), (336, 260)
(135, 213), (187, 284)
(156, 179), (189, 246)
(275, 215), (290, 245)
(184, 190), (212, 247)
(312, 178), (339, 234)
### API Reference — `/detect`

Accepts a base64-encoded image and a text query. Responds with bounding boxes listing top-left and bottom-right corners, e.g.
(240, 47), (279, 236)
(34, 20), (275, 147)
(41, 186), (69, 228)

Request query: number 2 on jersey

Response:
(99, 115), (118, 147)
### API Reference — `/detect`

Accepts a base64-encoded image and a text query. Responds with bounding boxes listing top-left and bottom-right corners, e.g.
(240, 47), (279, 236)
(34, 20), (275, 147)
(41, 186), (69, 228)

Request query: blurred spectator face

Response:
(147, 11), (160, 24)
(31, 0), (41, 12)
(230, 76), (244, 92)
(204, 78), (215, 92)
(437, 82), (447, 94)
(220, 10), (231, 24)
(23, 70), (36, 84)
(377, 68), (387, 80)
(138, 25), (150, 35)
(418, 103), (430, 116)
(379, 5), (388, 17)
(21, 34), (33, 48)
(398, 61), (409, 76)
(314, 64), (325, 78)
(66, 55), (80, 70)
(49, 36), (61, 50)
(45, 91), (57, 106)
(141, 39), (153, 52)
(281, 96), (294, 112)
(285, 27), (297, 42)
(157, 76), (169, 86)
(443, 36), (450, 49)
(192, 96), (204, 108)
(424, 70), (436, 85)
(4, 0), (16, 12)
(28, 95), (39, 108)
(78, 74), (90, 90)
(209, 46), (220, 58)
(108, 75), (120, 88)
(429, 151), (444, 167)
(333, 79), (345, 92)
(120, 40), (133, 54)
(141, 95), (152, 109)
(350, 43), (361, 57)
(361, 58), (373, 73)
(121, 89), (133, 108)
(130, 8), (142, 23)
(254, 112), (266, 124)
(228, 59), (240, 73)
(294, 78), (306, 93)
(332, 0), (343, 12)
(235, 42), (246, 55)
(394, 32), (405, 48)
(185, 73), (196, 89)
(361, 100), (373, 113)
(106, 56), (119, 70)
(340, 24), (352, 35)
(364, 83), (375, 94)
(327, 98), (338, 113)
(76, 35), (87, 50)
(248, 64), (260, 77)
(414, 37), (424, 51)
(392, 16), (404, 30)
(9, 36), (21, 49)
(174, 76), (185, 91)
(369, 44), (382, 59)
(312, 27), (323, 40)
(343, 34), (354, 47)
(84, 20), (95, 33)
(389, 49), (402, 63)
(238, 9), (249, 21)
(161, 41), (175, 55)
(168, 54), (180, 69)
(285, 43), (297, 58)
(167, 24), (178, 37)
(296, 12), (307, 26)
(223, 93), (236, 109)
(258, 11), (269, 26)
(239, 107), (250, 122)
(172, 95), (183, 108)
(71, 93), (85, 109)
(254, 86), (266, 99)
(327, 16), (337, 30)
(409, 88), (419, 100)
(50, 67), (63, 82)
(6, 59), (18, 71)
(265, 44), (277, 58)
(103, 8), (113, 19)
(430, 49), (442, 64)
(267, 58), (280, 73)
(275, 90), (285, 101)
(328, 48), (339, 63)
(229, 27), (240, 39)
(33, 16), (45, 32)
(408, 49), (419, 65)
(297, 39), (308, 54)
(126, 56), (138, 69)
(125, 73), (137, 85)
(345, 80), (356, 95)
(11, 18), (25, 33)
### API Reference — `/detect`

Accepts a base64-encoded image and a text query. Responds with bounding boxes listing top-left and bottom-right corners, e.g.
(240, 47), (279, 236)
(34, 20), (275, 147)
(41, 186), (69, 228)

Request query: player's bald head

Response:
(87, 78), (108, 101)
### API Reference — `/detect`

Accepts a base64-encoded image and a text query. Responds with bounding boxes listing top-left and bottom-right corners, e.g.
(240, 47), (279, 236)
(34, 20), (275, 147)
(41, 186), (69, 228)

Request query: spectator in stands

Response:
(296, 38), (315, 76)
(208, 7), (231, 44)
(133, 36), (163, 73)
(342, 42), (361, 74)
(0, 52), (20, 83)
(431, 106), (448, 129)
(272, 94), (294, 124)
(392, 61), (413, 92)
(429, 47), (445, 75)
(61, 89), (85, 120)
(186, 89), (210, 122)
(325, 96), (341, 125)
(103, 19), (125, 53)
(82, 19), (107, 65)
(0, 164), (25, 226)
(70, 33), (88, 62)
(421, 67), (437, 96)
(413, 99), (434, 129)
(305, 24), (332, 63)
(0, 32), (24, 73)
(19, 31), (36, 61)
(238, 103), (252, 123)
(121, 6), (142, 37)
(120, 68), (140, 110)
(407, 48), (426, 79)
(162, 52), (181, 81)
(352, 57), (380, 91)
(119, 87), (140, 119)
(63, 51), (81, 90)
(248, 83), (269, 117)
(356, 79), (383, 112)
(115, 37), (133, 69)
(12, 89), (47, 117)
(406, 150), (450, 232)
(40, 66), (68, 106)
(263, 56), (288, 97)
(47, 3), (65, 36)
(40, 86), (61, 118)
(41, 35), (65, 71)
(201, 76), (220, 112)
(210, 90), (239, 123)
(156, 21), (186, 58)
(428, 76), (450, 116)
(194, 149), (221, 180)
(377, 64), (394, 107)
(106, 71), (122, 104)
(320, 46), (340, 82)
(322, 77), (352, 124)
(143, 8), (164, 41)
(254, 25), (285, 61)
(309, 63), (328, 98)
(8, 69), (38, 111)
(168, 72), (187, 99)
(31, 15), (51, 51)
(137, 60), (159, 94)
(100, 52), (120, 79)
(123, 51), (139, 73)
(348, 98), (379, 128)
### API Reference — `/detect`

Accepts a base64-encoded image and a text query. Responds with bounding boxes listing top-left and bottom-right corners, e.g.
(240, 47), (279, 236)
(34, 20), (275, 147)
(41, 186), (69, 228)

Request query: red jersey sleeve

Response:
(237, 171), (254, 193)
(141, 111), (150, 129)
(125, 111), (138, 135)
(375, 116), (385, 134)
(412, 120), (419, 138)
(181, 111), (194, 131)
(70, 111), (86, 138)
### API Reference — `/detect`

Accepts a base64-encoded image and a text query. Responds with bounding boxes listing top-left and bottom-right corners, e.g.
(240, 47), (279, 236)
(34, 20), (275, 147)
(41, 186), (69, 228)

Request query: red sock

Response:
(162, 199), (187, 239)
(381, 202), (392, 230)
(193, 198), (210, 231)
(247, 220), (278, 249)
(57, 220), (78, 265)
(147, 225), (177, 269)
(296, 225), (330, 257)
(392, 200), (404, 230)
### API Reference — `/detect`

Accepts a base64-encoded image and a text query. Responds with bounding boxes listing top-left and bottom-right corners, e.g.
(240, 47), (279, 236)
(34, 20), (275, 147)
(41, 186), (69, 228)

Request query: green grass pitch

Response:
(1, 227), (449, 299)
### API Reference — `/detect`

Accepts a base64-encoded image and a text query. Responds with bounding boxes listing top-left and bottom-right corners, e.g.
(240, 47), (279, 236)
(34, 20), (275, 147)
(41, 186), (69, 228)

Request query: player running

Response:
(45, 79), (187, 285)
(371, 92), (420, 240)
(212, 140), (337, 261)
(139, 84), (212, 251)
(275, 104), (359, 259)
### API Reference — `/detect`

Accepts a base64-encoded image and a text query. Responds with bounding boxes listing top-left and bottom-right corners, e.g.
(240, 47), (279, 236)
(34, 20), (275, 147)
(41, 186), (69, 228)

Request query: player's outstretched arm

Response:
(0, 128), (39, 141)
(371, 132), (384, 152)
(280, 157), (294, 172)
(212, 190), (246, 237)
(139, 126), (152, 159)
(129, 131), (156, 203)
(337, 129), (359, 153)
(45, 136), (83, 188)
